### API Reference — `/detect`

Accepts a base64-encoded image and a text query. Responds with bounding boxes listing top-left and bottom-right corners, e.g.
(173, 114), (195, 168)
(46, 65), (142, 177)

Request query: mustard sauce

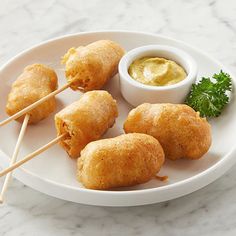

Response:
(128, 57), (187, 86)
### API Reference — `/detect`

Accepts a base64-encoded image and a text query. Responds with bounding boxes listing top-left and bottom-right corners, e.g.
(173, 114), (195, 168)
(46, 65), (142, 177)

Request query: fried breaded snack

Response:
(77, 133), (165, 190)
(6, 64), (58, 124)
(55, 90), (118, 159)
(62, 40), (125, 91)
(124, 103), (211, 160)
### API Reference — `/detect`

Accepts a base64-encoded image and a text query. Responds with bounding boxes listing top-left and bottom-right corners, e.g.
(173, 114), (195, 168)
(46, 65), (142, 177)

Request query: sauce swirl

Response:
(128, 57), (187, 86)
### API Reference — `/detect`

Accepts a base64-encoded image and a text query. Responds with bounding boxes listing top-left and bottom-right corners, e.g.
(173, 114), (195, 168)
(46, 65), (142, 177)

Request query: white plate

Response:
(0, 31), (235, 207)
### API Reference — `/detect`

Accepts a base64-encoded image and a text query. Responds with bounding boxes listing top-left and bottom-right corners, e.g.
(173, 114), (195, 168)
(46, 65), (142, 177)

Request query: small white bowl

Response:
(118, 45), (198, 107)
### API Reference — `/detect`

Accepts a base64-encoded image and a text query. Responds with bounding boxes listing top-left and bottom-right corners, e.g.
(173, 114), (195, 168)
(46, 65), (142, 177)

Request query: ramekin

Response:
(118, 45), (198, 107)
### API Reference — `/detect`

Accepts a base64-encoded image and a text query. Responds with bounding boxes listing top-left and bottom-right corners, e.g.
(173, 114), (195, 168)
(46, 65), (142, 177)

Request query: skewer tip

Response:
(0, 195), (4, 204)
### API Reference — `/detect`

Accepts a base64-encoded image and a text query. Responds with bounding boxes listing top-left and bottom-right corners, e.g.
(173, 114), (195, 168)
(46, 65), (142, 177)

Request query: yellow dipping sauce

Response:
(128, 57), (187, 86)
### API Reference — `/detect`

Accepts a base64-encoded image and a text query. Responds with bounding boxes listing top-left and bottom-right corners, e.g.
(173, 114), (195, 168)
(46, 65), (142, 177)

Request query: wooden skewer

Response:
(0, 133), (67, 178)
(0, 83), (71, 127)
(0, 114), (30, 203)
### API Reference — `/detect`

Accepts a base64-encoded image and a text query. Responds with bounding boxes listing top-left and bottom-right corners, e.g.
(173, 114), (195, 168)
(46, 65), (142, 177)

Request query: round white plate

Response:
(0, 31), (235, 207)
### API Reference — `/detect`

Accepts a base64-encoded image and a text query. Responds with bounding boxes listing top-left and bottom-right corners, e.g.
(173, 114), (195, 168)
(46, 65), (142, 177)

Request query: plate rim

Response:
(0, 30), (235, 205)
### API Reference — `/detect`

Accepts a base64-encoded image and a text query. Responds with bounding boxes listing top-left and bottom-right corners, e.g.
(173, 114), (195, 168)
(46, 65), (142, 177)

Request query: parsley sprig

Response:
(185, 71), (232, 118)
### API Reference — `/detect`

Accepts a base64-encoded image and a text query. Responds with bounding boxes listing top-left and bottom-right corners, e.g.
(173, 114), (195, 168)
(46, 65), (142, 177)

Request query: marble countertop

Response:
(1, 0), (236, 235)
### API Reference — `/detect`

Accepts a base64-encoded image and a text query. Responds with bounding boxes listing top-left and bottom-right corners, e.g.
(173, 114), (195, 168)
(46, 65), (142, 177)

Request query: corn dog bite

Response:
(124, 103), (211, 160)
(77, 133), (165, 190)
(62, 40), (125, 91)
(55, 90), (118, 159)
(6, 64), (58, 124)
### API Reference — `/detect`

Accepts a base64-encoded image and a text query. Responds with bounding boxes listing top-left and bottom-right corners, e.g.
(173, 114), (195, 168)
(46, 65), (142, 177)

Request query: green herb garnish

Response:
(185, 70), (232, 118)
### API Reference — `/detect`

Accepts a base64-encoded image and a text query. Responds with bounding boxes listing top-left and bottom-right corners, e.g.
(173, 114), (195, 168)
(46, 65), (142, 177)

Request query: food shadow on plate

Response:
(162, 151), (221, 180)
(107, 152), (221, 192)
(17, 98), (65, 157)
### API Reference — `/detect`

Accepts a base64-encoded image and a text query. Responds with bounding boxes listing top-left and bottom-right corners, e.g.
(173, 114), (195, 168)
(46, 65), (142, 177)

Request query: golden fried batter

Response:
(62, 40), (125, 91)
(55, 90), (118, 159)
(77, 133), (165, 190)
(6, 64), (58, 124)
(124, 103), (211, 160)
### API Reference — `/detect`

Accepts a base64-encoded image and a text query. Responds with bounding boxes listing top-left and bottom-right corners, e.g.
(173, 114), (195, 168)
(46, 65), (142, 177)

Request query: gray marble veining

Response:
(1, 0), (236, 235)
